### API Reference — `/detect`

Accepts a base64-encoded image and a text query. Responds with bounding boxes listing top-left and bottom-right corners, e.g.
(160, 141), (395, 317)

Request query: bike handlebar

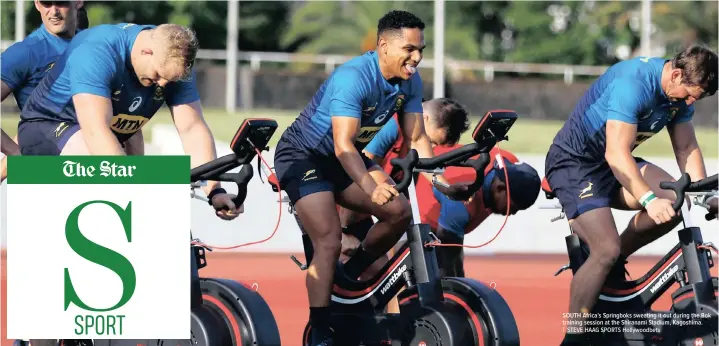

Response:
(659, 173), (718, 220)
(389, 142), (490, 196)
(190, 153), (255, 208)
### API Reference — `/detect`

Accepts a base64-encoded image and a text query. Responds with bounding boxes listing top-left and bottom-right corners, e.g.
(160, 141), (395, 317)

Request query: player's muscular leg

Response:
(612, 163), (686, 257)
(339, 205), (372, 226)
(566, 208), (620, 320)
(60, 131), (91, 155)
(293, 191), (343, 307)
(336, 167), (412, 277)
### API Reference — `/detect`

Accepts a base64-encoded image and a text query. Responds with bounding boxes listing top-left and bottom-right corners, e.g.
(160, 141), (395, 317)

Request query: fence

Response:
(1, 39), (609, 85)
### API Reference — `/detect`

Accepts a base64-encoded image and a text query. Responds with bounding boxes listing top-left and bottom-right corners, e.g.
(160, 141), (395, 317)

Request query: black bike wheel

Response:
(398, 277), (520, 346)
(671, 277), (718, 346)
(200, 278), (281, 346)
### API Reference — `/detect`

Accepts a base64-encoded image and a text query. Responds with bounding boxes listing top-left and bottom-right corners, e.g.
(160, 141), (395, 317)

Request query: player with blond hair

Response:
(17, 23), (242, 218)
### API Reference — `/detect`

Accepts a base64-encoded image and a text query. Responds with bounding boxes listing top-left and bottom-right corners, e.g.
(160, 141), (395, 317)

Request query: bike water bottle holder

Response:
(192, 238), (210, 270)
(701, 242), (717, 268)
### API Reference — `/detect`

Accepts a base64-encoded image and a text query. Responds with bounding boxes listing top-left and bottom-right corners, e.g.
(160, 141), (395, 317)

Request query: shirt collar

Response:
(38, 24), (72, 51)
(653, 58), (672, 103)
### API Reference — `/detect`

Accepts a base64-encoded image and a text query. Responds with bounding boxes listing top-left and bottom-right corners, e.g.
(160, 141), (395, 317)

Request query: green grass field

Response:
(2, 108), (717, 158)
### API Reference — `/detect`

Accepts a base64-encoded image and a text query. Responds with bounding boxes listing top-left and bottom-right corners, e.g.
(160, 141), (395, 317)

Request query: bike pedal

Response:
(290, 255), (308, 270)
(554, 263), (570, 276)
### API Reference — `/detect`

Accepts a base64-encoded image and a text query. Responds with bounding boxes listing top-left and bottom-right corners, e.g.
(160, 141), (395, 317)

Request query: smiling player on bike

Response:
(1, 0), (90, 182)
(545, 45), (718, 346)
(16, 22), (242, 220)
(339, 98), (542, 279)
(273, 10), (469, 346)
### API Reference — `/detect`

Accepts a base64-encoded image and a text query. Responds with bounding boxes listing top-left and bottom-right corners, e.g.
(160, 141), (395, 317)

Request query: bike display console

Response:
(230, 118), (279, 164)
(472, 109), (518, 148)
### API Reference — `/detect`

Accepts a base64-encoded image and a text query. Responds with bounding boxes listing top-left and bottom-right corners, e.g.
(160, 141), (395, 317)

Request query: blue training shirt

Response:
(363, 115), (400, 158)
(552, 56), (693, 162)
(1, 25), (75, 110)
(20, 23), (200, 143)
(281, 50), (423, 157)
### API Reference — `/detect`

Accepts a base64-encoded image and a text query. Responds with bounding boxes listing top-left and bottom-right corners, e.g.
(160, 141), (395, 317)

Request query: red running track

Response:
(1, 252), (681, 345)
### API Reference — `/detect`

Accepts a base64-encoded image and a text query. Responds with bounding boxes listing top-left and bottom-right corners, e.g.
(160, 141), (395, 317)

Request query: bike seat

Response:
(541, 177), (555, 199)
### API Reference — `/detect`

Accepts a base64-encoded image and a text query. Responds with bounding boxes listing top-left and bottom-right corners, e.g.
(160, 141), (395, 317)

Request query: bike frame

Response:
(548, 190), (718, 311)
(188, 158), (256, 309)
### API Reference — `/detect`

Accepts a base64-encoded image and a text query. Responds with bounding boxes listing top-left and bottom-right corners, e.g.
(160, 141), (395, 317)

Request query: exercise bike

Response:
(276, 110), (522, 346)
(51, 118), (283, 346)
(543, 172), (718, 345)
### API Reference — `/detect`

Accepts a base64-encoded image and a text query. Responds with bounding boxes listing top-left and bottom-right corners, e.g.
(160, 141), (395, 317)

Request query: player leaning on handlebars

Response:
(272, 10), (471, 346)
(545, 44), (718, 346)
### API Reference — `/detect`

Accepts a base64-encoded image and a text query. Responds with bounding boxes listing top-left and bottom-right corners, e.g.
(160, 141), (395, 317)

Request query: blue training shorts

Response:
(273, 136), (377, 205)
(17, 120), (80, 156)
(545, 143), (649, 220)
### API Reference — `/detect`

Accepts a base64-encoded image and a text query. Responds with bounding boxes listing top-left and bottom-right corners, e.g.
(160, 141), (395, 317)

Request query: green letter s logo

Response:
(64, 201), (136, 312)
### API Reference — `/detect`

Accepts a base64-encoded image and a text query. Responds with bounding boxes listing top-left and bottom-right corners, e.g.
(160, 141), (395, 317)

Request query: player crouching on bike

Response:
(340, 98), (542, 281)
(545, 45), (718, 346)
(16, 22), (242, 220)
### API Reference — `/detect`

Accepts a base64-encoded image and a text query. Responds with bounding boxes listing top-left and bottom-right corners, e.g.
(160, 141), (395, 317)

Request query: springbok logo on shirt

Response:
(392, 95), (405, 113)
(669, 107), (679, 120)
(129, 97), (143, 112)
(153, 86), (164, 101)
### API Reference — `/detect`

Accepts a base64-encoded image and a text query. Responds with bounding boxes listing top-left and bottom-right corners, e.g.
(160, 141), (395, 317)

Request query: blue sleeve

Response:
(671, 105), (694, 125)
(404, 71), (424, 114)
(606, 78), (649, 124)
(69, 45), (117, 98)
(0, 42), (31, 90)
(364, 118), (399, 157)
(432, 186), (470, 235)
(165, 69), (201, 106)
(328, 67), (371, 118)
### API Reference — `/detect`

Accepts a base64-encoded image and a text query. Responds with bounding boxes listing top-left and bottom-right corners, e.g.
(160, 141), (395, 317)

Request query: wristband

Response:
(639, 191), (657, 208)
(207, 187), (227, 206)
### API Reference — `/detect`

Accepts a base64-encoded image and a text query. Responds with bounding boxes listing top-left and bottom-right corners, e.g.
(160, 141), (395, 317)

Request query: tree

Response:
(280, 2), (482, 67)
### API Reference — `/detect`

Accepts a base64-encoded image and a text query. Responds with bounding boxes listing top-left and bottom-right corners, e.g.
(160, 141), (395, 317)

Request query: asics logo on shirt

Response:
(129, 96), (142, 112)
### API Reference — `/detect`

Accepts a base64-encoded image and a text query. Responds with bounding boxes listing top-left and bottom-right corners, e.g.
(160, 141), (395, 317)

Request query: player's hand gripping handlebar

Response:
(190, 153), (254, 209)
(660, 173), (718, 220)
(390, 142), (491, 196)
